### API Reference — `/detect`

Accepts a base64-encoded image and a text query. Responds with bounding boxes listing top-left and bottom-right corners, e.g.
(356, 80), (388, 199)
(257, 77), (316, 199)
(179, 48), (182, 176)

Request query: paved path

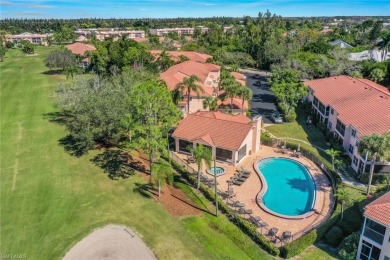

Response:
(64, 225), (157, 260)
(243, 71), (277, 123)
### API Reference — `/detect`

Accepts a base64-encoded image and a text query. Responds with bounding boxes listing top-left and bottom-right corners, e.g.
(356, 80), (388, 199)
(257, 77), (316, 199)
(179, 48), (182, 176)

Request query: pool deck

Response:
(173, 145), (334, 242)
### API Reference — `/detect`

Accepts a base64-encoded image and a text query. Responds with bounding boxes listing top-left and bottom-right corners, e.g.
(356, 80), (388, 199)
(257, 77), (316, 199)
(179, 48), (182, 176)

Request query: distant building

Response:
(149, 27), (208, 36)
(356, 192), (390, 260)
(172, 112), (262, 166)
(329, 39), (353, 49)
(66, 42), (96, 69)
(6, 32), (50, 46)
(350, 49), (390, 62)
(75, 29), (145, 41)
(305, 76), (390, 175)
(150, 50), (212, 63)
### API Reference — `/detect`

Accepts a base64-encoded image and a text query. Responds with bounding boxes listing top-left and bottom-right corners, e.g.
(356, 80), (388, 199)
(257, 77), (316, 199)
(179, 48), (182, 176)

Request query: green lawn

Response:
(265, 106), (332, 164)
(0, 47), (272, 259)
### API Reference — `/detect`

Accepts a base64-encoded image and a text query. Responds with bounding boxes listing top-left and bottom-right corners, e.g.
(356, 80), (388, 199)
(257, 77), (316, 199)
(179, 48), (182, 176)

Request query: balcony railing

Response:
(363, 227), (384, 245)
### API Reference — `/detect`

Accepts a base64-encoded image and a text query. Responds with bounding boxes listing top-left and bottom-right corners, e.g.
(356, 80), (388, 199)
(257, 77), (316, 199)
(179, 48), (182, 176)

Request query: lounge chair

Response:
(282, 231), (292, 242)
(231, 177), (245, 186)
(268, 227), (279, 237)
(239, 208), (253, 216)
(250, 215), (262, 225)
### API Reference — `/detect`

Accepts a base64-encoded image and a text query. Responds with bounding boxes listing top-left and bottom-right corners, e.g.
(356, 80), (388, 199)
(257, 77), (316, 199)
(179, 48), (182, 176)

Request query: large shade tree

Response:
(175, 75), (204, 114)
(358, 133), (390, 196)
(269, 69), (307, 117)
(129, 80), (180, 179)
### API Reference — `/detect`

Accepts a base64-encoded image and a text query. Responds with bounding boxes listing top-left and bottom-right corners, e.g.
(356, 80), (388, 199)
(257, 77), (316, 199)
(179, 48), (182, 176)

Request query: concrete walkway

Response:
(63, 225), (157, 260)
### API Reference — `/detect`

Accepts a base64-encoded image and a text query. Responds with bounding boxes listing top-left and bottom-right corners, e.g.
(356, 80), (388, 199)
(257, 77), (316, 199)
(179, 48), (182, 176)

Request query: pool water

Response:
(210, 167), (225, 176)
(257, 158), (315, 216)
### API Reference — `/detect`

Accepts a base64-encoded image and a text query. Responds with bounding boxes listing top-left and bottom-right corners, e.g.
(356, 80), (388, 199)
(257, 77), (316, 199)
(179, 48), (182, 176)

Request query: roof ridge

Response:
(191, 113), (250, 125)
(345, 76), (390, 97)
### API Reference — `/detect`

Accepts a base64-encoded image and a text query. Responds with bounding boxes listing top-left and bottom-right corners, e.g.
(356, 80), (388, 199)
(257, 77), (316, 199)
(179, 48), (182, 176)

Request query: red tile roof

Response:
(304, 76), (390, 136)
(172, 111), (252, 150)
(230, 71), (246, 86)
(160, 60), (220, 96)
(66, 42), (96, 56)
(364, 192), (390, 226)
(151, 50), (212, 63)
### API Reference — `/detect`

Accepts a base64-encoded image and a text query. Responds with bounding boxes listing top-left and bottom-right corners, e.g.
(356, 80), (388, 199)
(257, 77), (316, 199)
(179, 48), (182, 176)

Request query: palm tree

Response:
(190, 144), (212, 189)
(335, 187), (351, 221)
(175, 75), (204, 114)
(203, 96), (218, 111)
(218, 69), (235, 90)
(359, 133), (390, 196)
(223, 82), (242, 113)
(152, 162), (174, 197)
(377, 31), (390, 62)
(326, 148), (341, 170)
(238, 87), (253, 111)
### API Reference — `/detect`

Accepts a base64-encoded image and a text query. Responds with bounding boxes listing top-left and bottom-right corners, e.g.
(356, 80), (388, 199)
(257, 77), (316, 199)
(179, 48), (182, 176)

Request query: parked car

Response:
(271, 112), (283, 123)
(253, 74), (260, 79)
(253, 80), (262, 86)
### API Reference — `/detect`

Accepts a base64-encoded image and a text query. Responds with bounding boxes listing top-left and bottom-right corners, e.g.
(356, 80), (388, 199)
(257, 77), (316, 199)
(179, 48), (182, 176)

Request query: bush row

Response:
(280, 230), (317, 258)
(166, 155), (280, 256)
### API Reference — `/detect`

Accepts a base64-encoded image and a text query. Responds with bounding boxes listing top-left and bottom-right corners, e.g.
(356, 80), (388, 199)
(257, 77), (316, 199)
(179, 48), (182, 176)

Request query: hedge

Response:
(280, 230), (317, 258)
(325, 226), (344, 247)
(166, 155), (280, 256)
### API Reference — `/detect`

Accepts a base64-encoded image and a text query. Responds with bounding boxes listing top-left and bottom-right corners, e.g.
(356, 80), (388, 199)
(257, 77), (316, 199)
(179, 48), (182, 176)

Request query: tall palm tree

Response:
(335, 188), (351, 221)
(359, 133), (390, 196)
(223, 82), (241, 113)
(326, 148), (341, 170)
(218, 69), (235, 90)
(238, 87), (253, 111)
(203, 96), (218, 111)
(175, 75), (204, 114)
(190, 144), (212, 189)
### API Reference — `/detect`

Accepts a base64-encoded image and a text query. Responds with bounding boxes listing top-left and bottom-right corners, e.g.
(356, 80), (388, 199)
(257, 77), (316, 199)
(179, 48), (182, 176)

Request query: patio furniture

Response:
(239, 208), (253, 217)
(249, 215), (262, 226)
(282, 231), (292, 242)
(258, 221), (268, 233)
(268, 227), (279, 238)
(187, 155), (196, 163)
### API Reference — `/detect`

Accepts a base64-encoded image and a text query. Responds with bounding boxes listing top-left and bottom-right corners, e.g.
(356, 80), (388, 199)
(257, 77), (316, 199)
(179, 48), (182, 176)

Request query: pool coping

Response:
(254, 157), (317, 220)
(206, 166), (228, 177)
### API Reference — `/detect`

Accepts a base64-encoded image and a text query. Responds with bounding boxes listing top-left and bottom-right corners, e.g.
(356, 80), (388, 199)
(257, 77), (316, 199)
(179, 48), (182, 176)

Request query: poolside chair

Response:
(282, 231), (292, 242)
(249, 215), (262, 226)
(239, 208), (253, 217)
(268, 227), (279, 238)
(258, 221), (268, 234)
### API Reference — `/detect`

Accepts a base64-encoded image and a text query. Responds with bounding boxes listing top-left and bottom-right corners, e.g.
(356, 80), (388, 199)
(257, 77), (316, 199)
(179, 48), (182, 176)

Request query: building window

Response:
(328, 122), (332, 129)
(356, 140), (360, 149)
(353, 156), (358, 166)
(363, 218), (386, 245)
(237, 145), (247, 162)
(352, 128), (356, 138)
(349, 144), (354, 154)
(336, 119), (346, 137)
(360, 240), (381, 260)
(331, 108), (334, 115)
(318, 102), (326, 115)
(313, 96), (319, 108)
(178, 139), (192, 154)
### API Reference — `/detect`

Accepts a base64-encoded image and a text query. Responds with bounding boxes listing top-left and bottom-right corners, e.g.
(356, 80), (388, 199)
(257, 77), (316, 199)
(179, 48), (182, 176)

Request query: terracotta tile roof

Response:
(151, 50), (212, 63)
(304, 76), (390, 136)
(66, 42), (96, 56)
(364, 192), (390, 226)
(218, 98), (248, 110)
(160, 60), (220, 96)
(133, 38), (149, 43)
(172, 111), (252, 150)
(230, 71), (246, 86)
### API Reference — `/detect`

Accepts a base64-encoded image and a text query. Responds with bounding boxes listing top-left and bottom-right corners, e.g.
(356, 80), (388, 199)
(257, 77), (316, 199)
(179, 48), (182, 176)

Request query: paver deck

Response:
(174, 145), (334, 242)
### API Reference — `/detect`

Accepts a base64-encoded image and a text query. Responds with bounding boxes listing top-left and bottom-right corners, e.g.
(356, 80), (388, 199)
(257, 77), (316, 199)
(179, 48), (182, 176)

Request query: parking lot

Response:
(244, 71), (278, 123)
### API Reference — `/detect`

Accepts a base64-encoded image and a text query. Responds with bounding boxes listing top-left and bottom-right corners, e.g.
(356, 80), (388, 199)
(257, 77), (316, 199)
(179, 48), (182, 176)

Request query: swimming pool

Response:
(256, 158), (315, 218)
(207, 166), (226, 176)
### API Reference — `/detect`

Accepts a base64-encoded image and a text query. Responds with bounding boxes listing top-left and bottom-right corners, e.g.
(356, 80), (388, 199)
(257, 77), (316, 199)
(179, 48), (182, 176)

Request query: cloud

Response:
(0, 1), (55, 8)
(15, 11), (43, 16)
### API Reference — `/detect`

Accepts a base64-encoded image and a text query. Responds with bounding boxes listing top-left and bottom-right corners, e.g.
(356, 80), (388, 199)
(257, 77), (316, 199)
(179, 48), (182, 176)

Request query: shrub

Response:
(338, 232), (360, 260)
(360, 172), (388, 185)
(284, 111), (296, 122)
(325, 226), (344, 247)
(316, 122), (327, 134)
(280, 230), (317, 258)
(5, 41), (14, 48)
(337, 221), (356, 236)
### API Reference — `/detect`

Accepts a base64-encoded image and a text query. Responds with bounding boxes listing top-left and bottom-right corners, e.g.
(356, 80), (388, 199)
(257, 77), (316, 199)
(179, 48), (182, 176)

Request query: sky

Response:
(0, 0), (389, 19)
